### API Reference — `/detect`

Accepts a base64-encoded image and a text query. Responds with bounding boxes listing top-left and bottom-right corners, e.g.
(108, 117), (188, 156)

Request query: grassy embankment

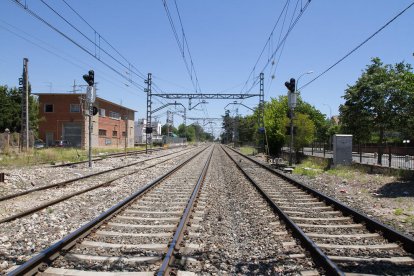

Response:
(293, 157), (414, 227)
(0, 146), (146, 167)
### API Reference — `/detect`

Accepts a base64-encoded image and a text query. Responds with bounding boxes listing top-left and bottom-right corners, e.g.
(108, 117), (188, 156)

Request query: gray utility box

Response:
(333, 134), (353, 166)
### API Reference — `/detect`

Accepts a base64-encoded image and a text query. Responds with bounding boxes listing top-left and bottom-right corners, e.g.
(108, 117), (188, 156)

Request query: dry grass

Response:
(0, 146), (146, 167)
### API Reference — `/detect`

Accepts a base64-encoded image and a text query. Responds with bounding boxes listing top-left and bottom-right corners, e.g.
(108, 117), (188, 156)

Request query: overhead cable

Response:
(300, 1), (414, 90)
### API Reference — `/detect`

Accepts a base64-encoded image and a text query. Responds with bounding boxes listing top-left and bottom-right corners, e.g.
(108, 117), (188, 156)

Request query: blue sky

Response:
(1, 1), (413, 137)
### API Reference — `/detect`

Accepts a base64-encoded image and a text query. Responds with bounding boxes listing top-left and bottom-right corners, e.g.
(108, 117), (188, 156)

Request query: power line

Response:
(0, 19), (140, 96)
(300, 1), (414, 90)
(241, 0), (311, 97)
(60, 0), (147, 80)
(39, 0), (145, 81)
(240, 0), (291, 94)
(161, 0), (201, 93)
(10, 0), (146, 91)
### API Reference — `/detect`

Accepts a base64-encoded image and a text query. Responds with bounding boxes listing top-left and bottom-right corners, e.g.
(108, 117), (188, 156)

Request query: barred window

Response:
(70, 104), (80, 113)
(99, 129), (107, 136)
(109, 111), (120, 120)
(45, 104), (53, 113)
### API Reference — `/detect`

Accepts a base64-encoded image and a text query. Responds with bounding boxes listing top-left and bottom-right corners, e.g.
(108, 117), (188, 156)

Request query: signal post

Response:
(83, 70), (95, 168)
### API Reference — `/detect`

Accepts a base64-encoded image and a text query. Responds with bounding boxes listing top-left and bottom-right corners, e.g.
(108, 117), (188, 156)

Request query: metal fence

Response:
(298, 143), (414, 170)
(0, 131), (36, 154)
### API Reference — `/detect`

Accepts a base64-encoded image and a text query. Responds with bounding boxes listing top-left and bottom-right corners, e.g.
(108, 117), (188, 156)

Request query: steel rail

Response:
(226, 146), (414, 253)
(222, 145), (344, 275)
(50, 147), (165, 167)
(7, 145), (210, 276)
(157, 145), (214, 275)
(0, 147), (194, 202)
(0, 147), (201, 224)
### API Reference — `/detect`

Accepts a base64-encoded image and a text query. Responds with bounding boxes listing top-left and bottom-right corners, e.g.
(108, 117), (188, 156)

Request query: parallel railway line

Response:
(223, 145), (414, 275)
(49, 147), (166, 168)
(7, 145), (213, 275)
(3, 144), (414, 275)
(0, 147), (199, 223)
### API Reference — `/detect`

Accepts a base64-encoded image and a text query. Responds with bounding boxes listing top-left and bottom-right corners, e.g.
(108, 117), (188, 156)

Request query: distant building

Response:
(134, 119), (162, 144)
(35, 93), (135, 148)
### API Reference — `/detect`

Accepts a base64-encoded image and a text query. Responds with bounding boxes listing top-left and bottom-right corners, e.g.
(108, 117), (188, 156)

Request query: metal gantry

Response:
(147, 73), (265, 148)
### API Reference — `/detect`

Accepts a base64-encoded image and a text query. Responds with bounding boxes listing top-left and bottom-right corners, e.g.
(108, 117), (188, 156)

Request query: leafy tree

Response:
(284, 113), (315, 151)
(339, 58), (414, 164)
(220, 110), (234, 144)
(0, 85), (39, 135)
(161, 124), (177, 136)
(177, 123), (195, 141)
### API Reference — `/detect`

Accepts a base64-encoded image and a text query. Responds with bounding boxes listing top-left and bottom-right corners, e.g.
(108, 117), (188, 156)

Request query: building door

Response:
(63, 122), (82, 147)
(46, 132), (54, 146)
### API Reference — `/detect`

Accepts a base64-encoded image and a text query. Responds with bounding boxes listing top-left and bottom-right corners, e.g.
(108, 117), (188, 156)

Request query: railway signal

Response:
(83, 69), (95, 168)
(285, 77), (296, 166)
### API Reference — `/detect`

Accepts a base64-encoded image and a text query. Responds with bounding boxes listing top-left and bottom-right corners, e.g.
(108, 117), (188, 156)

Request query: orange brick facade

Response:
(36, 93), (135, 148)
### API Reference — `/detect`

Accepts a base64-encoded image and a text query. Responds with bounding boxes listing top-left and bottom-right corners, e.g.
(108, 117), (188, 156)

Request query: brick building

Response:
(35, 93), (135, 148)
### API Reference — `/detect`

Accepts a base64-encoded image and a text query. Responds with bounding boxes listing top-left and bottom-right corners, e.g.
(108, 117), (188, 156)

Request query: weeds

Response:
(0, 146), (146, 167)
(394, 208), (404, 216)
(239, 146), (256, 156)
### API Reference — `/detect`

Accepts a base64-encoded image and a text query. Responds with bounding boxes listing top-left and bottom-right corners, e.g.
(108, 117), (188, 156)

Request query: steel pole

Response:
(89, 102), (92, 168)
(289, 108), (294, 166)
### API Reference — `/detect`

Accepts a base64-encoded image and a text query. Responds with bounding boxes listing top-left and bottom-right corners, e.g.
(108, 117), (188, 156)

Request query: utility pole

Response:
(124, 112), (128, 156)
(83, 70), (95, 168)
(258, 73), (265, 153)
(145, 73), (152, 154)
(20, 58), (29, 151)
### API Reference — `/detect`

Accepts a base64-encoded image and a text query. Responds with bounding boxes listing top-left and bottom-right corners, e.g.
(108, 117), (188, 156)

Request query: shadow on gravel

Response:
(375, 180), (414, 198)
(339, 262), (414, 275)
(234, 260), (299, 275)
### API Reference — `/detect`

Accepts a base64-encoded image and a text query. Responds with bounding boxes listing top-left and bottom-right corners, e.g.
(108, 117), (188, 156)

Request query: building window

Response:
(70, 104), (80, 113)
(112, 131), (118, 137)
(99, 108), (105, 117)
(109, 111), (121, 120)
(99, 129), (107, 136)
(122, 131), (126, 137)
(44, 104), (53, 113)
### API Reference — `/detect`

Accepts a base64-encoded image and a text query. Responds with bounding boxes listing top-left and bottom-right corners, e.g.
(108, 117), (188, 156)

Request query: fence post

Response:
(359, 144), (362, 163)
(323, 142), (326, 158)
(311, 141), (314, 156)
(388, 146), (392, 168)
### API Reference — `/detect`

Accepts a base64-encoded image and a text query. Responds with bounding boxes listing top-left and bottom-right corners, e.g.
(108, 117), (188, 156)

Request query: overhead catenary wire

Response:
(61, 0), (146, 80)
(240, 0), (291, 94)
(10, 0), (146, 92)
(161, 0), (201, 94)
(0, 19), (141, 97)
(267, 0), (298, 92)
(241, 0), (311, 97)
(299, 1), (414, 90)
(39, 0), (146, 81)
(161, 0), (211, 127)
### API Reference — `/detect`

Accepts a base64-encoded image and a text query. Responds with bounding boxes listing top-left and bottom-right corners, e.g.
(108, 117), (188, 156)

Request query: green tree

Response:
(220, 110), (234, 144)
(339, 58), (414, 164)
(161, 124), (177, 136)
(284, 113), (315, 151)
(263, 96), (288, 154)
(0, 85), (39, 135)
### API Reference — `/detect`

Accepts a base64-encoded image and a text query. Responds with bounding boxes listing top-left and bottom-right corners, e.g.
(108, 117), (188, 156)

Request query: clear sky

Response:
(1, 1), (413, 138)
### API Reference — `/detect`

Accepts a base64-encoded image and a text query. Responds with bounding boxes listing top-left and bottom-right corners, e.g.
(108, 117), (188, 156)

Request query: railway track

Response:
(0, 146), (199, 223)
(223, 145), (414, 275)
(7, 145), (213, 275)
(50, 147), (167, 168)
